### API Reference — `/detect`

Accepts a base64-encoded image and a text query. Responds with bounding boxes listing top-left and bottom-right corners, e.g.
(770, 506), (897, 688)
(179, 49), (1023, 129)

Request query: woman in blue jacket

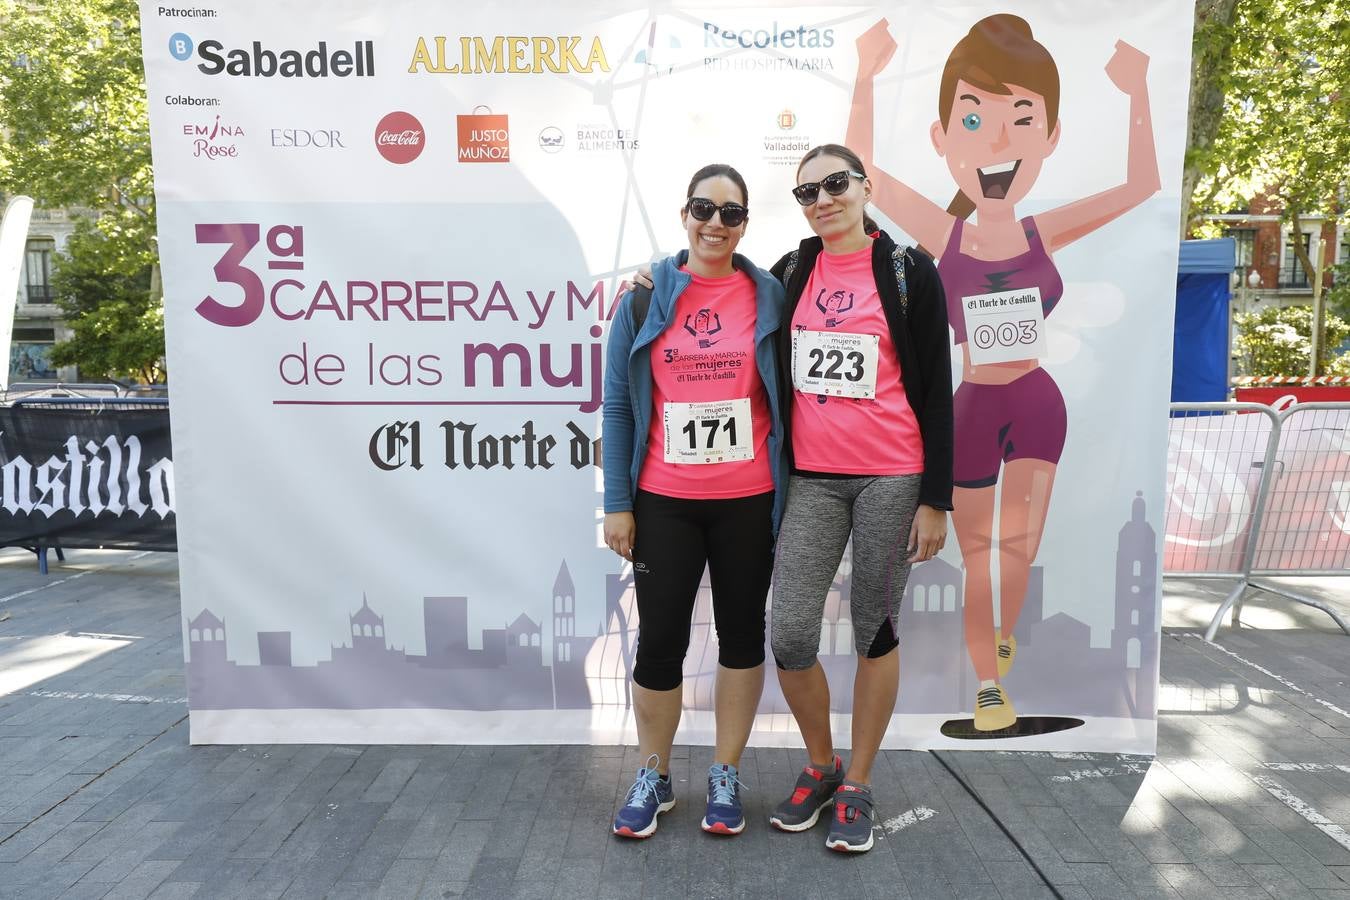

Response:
(602, 163), (788, 839)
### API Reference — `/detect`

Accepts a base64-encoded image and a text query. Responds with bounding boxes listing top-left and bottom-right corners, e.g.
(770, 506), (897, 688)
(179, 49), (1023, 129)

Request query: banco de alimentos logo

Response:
(169, 32), (375, 77)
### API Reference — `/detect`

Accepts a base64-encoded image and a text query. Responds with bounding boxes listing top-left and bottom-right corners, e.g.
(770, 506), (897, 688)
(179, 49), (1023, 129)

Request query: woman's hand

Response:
(908, 504), (947, 563)
(855, 19), (897, 80)
(631, 268), (654, 290)
(1105, 40), (1149, 95)
(604, 511), (636, 561)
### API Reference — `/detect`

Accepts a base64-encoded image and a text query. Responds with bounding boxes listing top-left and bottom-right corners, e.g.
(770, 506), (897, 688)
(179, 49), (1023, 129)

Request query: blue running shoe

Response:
(701, 763), (747, 835)
(612, 754), (675, 839)
(824, 781), (875, 853)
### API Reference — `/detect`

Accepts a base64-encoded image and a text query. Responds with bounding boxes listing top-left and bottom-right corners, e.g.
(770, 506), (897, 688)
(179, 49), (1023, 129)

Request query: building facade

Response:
(1200, 193), (1347, 317)
(9, 205), (81, 384)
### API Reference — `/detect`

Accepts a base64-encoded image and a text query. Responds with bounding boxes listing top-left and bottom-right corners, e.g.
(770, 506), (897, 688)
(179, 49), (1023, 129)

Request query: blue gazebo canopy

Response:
(1173, 238), (1236, 402)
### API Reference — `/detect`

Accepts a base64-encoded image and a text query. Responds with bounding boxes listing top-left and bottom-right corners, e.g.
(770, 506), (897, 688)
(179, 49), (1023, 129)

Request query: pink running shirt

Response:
(789, 244), (924, 475)
(638, 269), (774, 499)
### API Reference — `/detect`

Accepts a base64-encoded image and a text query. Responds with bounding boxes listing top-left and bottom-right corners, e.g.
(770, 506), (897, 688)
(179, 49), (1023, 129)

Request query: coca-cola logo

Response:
(374, 111), (424, 164)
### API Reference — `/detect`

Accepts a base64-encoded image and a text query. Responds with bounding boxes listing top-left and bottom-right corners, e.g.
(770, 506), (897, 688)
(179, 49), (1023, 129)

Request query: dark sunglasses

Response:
(791, 170), (865, 206)
(686, 197), (748, 227)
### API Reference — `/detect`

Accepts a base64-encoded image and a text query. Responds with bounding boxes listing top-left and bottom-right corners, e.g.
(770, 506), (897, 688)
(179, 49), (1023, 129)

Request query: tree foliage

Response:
(48, 222), (164, 384)
(0, 0), (162, 380)
(1187, 0), (1350, 374)
(1190, 0), (1350, 226)
(1181, 0), (1241, 238)
(1234, 305), (1350, 378)
(1328, 262), (1350, 324)
(0, 0), (152, 215)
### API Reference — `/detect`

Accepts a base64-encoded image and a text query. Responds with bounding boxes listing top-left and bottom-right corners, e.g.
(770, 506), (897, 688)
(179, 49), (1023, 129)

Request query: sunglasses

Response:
(686, 197), (748, 228)
(791, 170), (865, 206)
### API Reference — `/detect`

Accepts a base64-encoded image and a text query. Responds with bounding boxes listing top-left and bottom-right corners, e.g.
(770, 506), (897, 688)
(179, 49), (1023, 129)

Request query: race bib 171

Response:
(662, 398), (754, 464)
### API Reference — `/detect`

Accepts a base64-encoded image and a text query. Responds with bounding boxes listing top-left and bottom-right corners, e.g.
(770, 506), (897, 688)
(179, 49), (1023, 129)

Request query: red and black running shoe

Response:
(769, 755), (844, 832)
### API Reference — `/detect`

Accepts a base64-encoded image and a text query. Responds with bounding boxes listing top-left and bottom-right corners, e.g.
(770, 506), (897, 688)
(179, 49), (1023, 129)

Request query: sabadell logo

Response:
(169, 32), (376, 77)
(374, 111), (425, 164)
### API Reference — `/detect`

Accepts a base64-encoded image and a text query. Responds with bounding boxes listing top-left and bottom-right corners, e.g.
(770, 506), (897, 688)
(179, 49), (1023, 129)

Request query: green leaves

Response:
(0, 0), (151, 214)
(1193, 0), (1350, 220)
(0, 0), (162, 382)
(1234, 305), (1350, 377)
(47, 220), (163, 383)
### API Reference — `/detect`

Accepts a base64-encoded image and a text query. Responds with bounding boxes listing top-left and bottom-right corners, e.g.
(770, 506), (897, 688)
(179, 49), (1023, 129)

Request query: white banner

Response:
(141, 1), (1191, 752)
(0, 196), (35, 391)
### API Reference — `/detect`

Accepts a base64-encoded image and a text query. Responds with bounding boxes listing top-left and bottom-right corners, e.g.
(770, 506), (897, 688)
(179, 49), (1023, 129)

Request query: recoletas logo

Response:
(374, 112), (424, 164)
(169, 32), (375, 77)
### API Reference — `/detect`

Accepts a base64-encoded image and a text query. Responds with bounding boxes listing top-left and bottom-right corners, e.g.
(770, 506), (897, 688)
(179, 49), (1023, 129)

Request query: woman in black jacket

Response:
(765, 144), (952, 853)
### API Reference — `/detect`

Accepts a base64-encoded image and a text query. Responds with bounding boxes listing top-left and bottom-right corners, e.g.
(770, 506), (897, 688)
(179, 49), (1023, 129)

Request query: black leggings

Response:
(631, 489), (775, 691)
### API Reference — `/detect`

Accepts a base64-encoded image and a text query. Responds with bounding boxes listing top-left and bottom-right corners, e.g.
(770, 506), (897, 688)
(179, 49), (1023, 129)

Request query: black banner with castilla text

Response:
(0, 406), (176, 551)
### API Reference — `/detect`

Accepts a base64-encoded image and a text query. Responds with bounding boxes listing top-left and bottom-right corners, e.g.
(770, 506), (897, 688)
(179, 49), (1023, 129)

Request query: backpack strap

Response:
(629, 285), (653, 333)
(783, 250), (800, 287)
(890, 245), (911, 317)
(785, 244), (906, 313)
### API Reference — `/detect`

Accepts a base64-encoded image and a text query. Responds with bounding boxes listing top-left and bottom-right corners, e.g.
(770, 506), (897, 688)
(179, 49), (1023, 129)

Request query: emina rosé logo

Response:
(374, 111), (424, 164)
(183, 115), (242, 160)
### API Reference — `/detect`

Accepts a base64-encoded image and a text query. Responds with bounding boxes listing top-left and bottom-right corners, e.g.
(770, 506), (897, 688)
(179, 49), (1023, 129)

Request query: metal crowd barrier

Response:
(1165, 401), (1350, 640)
(12, 396), (170, 411)
(0, 382), (125, 405)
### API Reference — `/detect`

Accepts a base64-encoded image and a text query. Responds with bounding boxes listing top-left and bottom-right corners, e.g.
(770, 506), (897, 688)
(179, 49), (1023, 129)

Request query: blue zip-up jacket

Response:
(602, 250), (789, 534)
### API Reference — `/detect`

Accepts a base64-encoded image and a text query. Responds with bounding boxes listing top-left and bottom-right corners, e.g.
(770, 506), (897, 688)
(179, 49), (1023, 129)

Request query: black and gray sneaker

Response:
(824, 781), (875, 853)
(769, 755), (844, 832)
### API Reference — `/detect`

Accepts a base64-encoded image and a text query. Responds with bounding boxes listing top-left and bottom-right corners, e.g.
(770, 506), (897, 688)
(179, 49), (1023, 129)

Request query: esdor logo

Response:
(374, 112), (425, 164)
(272, 128), (345, 150)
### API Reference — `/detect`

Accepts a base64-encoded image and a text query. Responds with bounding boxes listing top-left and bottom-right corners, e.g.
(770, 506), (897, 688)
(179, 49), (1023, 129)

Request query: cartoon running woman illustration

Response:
(684, 308), (723, 348)
(815, 288), (855, 328)
(847, 15), (1159, 731)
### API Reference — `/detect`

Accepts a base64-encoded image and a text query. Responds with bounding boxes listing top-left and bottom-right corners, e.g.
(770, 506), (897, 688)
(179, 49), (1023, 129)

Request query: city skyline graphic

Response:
(187, 493), (1158, 720)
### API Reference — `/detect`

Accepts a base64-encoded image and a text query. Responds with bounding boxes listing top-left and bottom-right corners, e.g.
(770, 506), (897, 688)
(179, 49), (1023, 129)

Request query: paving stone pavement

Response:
(1, 548), (1349, 899)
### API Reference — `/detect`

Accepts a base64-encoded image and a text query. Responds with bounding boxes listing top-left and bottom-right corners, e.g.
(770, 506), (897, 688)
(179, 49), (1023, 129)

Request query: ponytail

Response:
(915, 190), (975, 257)
(946, 191), (976, 221)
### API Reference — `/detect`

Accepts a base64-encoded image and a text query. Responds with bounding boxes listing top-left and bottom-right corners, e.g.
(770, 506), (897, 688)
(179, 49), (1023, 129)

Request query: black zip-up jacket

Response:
(770, 230), (954, 511)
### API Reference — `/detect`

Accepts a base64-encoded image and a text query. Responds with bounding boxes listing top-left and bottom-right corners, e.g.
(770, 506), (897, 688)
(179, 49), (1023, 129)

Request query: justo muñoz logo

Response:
(374, 111), (425, 164)
(456, 107), (509, 163)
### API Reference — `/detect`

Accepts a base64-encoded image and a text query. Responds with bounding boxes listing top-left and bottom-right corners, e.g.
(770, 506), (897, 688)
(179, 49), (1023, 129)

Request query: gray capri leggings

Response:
(771, 473), (922, 670)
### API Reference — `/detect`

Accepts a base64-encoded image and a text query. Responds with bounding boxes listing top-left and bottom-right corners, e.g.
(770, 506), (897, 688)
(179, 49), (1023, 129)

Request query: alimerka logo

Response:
(170, 32), (375, 77)
(409, 35), (610, 73)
